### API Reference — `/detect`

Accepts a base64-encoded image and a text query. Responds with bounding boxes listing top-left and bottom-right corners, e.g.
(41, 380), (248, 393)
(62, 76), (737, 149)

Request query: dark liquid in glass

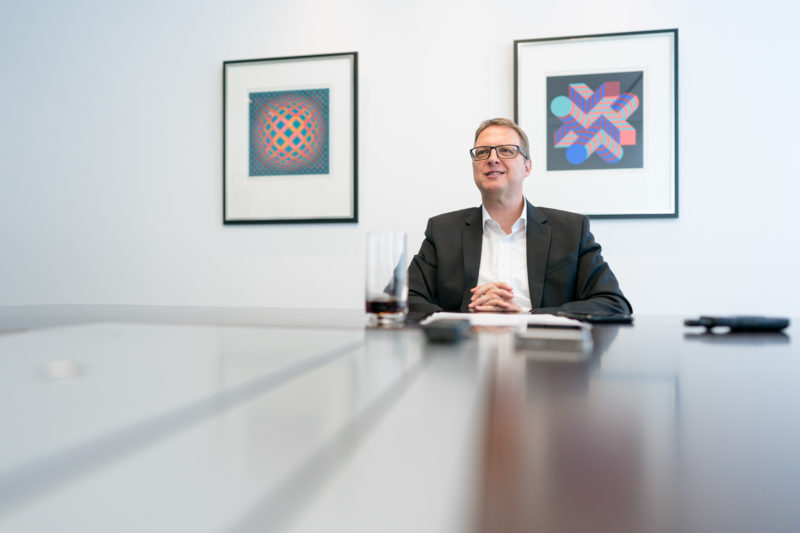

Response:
(365, 300), (406, 314)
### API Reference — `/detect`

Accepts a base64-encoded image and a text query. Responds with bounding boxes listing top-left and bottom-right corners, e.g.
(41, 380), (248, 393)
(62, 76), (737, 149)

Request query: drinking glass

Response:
(365, 232), (408, 327)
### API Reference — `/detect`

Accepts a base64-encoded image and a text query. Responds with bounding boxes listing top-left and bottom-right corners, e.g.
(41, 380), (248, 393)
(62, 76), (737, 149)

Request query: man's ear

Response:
(524, 157), (532, 176)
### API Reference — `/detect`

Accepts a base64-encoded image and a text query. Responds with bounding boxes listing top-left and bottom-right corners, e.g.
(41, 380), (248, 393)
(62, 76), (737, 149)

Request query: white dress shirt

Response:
(477, 203), (532, 312)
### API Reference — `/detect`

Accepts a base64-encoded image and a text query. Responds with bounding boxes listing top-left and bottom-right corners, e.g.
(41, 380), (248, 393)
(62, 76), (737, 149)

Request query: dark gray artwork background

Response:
(546, 71), (643, 171)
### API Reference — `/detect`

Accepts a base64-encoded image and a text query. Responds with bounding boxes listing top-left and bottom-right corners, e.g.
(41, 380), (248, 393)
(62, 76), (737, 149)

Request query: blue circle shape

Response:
(550, 96), (572, 118)
(566, 143), (588, 164)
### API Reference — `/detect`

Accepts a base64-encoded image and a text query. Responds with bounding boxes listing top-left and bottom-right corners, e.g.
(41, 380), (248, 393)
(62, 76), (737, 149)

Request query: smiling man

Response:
(407, 117), (632, 321)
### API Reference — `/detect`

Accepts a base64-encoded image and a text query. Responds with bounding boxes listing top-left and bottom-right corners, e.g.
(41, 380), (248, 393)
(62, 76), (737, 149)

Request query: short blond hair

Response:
(474, 118), (530, 159)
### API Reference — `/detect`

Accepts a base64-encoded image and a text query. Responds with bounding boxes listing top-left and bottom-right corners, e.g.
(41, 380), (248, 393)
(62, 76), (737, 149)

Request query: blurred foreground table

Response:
(0, 306), (798, 533)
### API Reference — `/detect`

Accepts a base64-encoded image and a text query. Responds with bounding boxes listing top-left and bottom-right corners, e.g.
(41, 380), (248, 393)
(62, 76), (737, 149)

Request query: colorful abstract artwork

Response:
(546, 71), (643, 171)
(249, 89), (330, 176)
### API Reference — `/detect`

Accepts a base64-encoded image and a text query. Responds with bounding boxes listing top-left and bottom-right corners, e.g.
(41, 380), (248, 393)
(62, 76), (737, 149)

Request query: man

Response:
(407, 118), (632, 322)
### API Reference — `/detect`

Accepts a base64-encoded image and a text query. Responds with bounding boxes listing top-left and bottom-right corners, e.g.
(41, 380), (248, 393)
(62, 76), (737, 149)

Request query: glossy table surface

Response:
(480, 315), (799, 533)
(0, 306), (798, 533)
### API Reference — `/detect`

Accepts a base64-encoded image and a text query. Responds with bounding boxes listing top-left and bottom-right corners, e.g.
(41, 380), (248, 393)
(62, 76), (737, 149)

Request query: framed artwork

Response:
(515, 30), (678, 218)
(223, 52), (358, 224)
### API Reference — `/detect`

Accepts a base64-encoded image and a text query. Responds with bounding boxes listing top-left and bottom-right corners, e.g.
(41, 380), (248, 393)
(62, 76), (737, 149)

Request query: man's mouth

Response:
(485, 171), (504, 177)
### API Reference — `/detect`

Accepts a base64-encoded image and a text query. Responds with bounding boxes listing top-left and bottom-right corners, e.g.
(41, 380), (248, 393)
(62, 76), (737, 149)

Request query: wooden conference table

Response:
(0, 305), (798, 533)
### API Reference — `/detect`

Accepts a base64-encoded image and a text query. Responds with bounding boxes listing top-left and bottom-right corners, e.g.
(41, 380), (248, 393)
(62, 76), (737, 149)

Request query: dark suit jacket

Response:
(407, 201), (632, 322)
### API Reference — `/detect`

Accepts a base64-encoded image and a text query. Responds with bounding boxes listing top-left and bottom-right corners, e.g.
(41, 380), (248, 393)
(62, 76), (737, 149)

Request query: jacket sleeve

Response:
(407, 218), (445, 322)
(535, 215), (632, 315)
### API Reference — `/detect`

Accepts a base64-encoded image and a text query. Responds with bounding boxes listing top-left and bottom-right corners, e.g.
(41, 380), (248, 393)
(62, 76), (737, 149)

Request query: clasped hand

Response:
(468, 282), (523, 313)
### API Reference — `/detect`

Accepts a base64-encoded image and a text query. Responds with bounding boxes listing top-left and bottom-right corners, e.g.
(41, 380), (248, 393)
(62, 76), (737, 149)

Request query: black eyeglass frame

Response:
(469, 144), (529, 161)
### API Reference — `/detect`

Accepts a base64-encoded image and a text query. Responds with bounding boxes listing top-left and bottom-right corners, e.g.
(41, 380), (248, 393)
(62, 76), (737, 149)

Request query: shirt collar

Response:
(481, 198), (528, 231)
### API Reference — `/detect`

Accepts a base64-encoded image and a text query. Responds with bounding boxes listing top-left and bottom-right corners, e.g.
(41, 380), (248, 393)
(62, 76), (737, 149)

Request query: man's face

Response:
(472, 125), (532, 199)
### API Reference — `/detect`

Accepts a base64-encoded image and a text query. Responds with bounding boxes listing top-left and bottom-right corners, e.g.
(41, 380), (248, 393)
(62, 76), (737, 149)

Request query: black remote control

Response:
(684, 316), (790, 332)
(422, 319), (471, 343)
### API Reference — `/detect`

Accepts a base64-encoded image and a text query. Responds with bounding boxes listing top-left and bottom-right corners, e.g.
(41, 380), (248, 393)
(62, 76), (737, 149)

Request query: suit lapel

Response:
(461, 207), (483, 311)
(526, 202), (551, 308)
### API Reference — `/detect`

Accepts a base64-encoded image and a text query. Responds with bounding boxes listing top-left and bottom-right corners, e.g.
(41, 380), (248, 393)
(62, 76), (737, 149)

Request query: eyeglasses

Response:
(469, 144), (528, 161)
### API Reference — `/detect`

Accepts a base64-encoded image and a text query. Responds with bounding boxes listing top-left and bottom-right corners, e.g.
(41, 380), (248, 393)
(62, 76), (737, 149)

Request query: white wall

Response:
(1, 0), (799, 316)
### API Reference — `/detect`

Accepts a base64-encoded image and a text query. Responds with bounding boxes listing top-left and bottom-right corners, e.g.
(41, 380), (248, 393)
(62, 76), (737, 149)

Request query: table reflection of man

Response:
(407, 118), (632, 322)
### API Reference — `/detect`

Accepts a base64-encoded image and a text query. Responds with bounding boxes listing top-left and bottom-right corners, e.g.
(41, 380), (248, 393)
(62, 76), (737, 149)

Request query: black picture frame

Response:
(515, 30), (678, 218)
(223, 52), (358, 224)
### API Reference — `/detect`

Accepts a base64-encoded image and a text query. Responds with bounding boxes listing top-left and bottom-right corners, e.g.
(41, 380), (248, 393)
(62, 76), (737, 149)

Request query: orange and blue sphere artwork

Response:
(249, 89), (329, 176)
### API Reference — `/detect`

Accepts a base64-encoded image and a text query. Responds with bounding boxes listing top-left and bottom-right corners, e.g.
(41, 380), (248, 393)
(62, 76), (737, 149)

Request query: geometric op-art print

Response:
(249, 88), (330, 176)
(546, 71), (643, 171)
